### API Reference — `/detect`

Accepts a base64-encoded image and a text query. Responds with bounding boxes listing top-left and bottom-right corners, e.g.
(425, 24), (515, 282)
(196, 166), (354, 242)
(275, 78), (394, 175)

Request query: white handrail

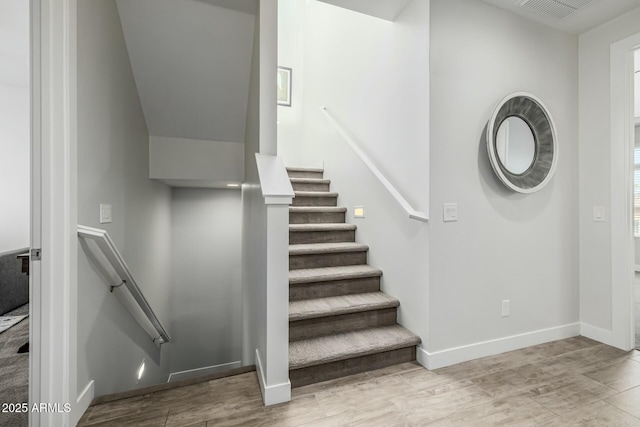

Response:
(78, 225), (171, 345)
(319, 106), (428, 222)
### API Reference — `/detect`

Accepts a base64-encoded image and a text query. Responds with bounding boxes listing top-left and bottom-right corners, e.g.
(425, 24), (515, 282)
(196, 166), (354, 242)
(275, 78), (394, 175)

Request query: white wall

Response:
(170, 188), (242, 376)
(277, 0), (430, 348)
(276, 0), (305, 165)
(579, 7), (640, 334)
(116, 0), (256, 143)
(0, 0), (29, 253)
(149, 136), (244, 187)
(0, 84), (29, 253)
(77, 0), (173, 396)
(430, 0), (579, 353)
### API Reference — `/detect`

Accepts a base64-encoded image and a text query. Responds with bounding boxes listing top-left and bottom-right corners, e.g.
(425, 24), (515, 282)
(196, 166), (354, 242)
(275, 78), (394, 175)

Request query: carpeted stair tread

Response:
(287, 167), (324, 173)
(289, 206), (347, 213)
(289, 325), (421, 370)
(289, 242), (368, 255)
(290, 223), (356, 232)
(290, 178), (331, 185)
(295, 191), (339, 198)
(289, 265), (382, 285)
(289, 292), (398, 321)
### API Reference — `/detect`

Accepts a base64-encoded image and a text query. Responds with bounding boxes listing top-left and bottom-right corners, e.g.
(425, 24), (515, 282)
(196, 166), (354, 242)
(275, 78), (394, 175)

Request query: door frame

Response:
(610, 33), (640, 352)
(30, 0), (79, 424)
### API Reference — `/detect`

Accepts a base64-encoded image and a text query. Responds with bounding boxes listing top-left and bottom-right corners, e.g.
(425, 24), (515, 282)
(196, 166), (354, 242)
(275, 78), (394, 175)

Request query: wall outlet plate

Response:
(443, 203), (458, 222)
(502, 299), (510, 317)
(100, 203), (112, 224)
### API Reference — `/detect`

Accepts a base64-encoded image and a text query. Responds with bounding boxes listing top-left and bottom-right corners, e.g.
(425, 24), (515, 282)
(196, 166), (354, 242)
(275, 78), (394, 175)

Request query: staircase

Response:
(287, 167), (421, 388)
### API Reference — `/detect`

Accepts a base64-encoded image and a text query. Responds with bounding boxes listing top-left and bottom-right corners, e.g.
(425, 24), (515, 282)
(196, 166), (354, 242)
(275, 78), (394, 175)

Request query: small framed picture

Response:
(277, 66), (292, 107)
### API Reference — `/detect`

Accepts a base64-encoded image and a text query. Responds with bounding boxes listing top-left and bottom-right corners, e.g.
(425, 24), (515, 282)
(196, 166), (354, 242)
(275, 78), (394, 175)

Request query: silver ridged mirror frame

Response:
(486, 92), (558, 193)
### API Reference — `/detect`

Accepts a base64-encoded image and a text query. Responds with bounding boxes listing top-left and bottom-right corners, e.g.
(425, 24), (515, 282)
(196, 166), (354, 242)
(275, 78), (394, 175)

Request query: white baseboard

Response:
(580, 322), (616, 347)
(255, 349), (291, 406)
(73, 380), (95, 426)
(168, 361), (242, 383)
(417, 323), (581, 370)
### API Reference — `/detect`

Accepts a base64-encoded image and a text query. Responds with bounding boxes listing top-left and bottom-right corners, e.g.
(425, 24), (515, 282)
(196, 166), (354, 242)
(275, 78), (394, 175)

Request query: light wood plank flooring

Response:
(78, 337), (640, 426)
(0, 305), (29, 427)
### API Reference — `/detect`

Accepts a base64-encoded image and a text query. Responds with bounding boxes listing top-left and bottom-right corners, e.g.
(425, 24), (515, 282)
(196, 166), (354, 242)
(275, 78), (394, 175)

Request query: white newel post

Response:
(255, 154), (294, 405)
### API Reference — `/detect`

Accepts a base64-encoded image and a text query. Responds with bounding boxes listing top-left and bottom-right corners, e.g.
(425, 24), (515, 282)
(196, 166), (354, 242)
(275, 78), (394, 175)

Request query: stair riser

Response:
(290, 276), (381, 301)
(290, 308), (397, 342)
(291, 182), (330, 192)
(289, 346), (416, 388)
(289, 251), (367, 270)
(289, 211), (346, 224)
(290, 230), (355, 244)
(292, 196), (338, 207)
(287, 171), (323, 179)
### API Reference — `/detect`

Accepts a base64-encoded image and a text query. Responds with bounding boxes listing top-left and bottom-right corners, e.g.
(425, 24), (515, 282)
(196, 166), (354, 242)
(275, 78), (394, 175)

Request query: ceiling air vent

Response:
(519, 0), (595, 19)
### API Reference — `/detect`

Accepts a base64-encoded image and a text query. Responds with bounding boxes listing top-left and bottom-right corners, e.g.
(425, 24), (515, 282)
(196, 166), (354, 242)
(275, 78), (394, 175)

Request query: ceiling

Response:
(0, 0), (29, 87)
(116, 0), (257, 143)
(317, 0), (414, 21)
(480, 0), (640, 34)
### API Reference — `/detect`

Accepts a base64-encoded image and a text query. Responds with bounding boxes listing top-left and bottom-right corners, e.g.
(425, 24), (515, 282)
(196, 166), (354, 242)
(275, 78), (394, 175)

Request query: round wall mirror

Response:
(486, 92), (558, 193)
(495, 116), (536, 175)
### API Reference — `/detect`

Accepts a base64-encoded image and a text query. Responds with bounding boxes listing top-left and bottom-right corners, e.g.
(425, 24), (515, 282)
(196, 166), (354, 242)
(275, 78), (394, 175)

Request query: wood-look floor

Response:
(78, 337), (640, 426)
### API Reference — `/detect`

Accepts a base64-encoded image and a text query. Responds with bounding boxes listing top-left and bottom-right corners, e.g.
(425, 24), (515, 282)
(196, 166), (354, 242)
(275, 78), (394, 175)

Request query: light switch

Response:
(100, 203), (112, 224)
(593, 206), (605, 222)
(443, 203), (458, 222)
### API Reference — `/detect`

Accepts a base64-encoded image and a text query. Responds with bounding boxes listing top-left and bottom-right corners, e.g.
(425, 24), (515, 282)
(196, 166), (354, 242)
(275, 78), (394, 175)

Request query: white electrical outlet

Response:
(443, 203), (458, 222)
(100, 203), (112, 224)
(502, 300), (510, 317)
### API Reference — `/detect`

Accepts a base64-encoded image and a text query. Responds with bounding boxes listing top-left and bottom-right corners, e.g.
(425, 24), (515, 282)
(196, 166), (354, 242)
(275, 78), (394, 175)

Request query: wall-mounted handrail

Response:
(78, 225), (171, 345)
(319, 106), (428, 222)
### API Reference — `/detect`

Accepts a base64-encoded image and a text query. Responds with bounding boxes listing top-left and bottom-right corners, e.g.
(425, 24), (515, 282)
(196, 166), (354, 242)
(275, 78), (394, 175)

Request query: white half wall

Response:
(429, 0), (579, 355)
(149, 136), (244, 187)
(77, 0), (173, 397)
(169, 188), (242, 376)
(241, 0), (289, 406)
(579, 7), (640, 338)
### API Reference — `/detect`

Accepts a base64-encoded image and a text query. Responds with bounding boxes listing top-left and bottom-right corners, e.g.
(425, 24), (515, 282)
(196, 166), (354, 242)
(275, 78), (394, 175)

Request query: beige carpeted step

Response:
(290, 276), (382, 301)
(289, 223), (356, 244)
(289, 292), (398, 321)
(289, 264), (382, 285)
(289, 206), (347, 224)
(290, 178), (331, 192)
(289, 242), (368, 255)
(292, 191), (339, 207)
(289, 325), (421, 370)
(287, 167), (324, 179)
(289, 242), (368, 270)
(289, 307), (398, 342)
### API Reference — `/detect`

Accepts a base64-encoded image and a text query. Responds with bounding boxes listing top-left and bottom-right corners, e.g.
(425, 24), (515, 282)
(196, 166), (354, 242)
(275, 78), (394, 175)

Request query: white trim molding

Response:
(168, 361), (242, 383)
(417, 323), (581, 370)
(73, 380), (95, 426)
(255, 349), (291, 406)
(609, 33), (640, 352)
(580, 323), (616, 347)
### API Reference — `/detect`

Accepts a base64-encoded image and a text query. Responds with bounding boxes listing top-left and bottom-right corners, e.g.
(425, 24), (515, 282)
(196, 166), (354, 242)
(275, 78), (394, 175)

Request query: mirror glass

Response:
(495, 116), (535, 175)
